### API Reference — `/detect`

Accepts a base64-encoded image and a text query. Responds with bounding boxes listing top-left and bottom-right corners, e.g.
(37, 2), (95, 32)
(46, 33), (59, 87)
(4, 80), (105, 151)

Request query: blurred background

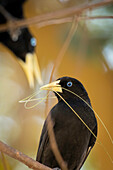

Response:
(0, 0), (113, 169)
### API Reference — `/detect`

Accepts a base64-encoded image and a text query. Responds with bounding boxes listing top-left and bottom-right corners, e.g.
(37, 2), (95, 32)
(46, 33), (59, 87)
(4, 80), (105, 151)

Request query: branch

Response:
(49, 17), (79, 81)
(0, 0), (113, 32)
(0, 141), (52, 170)
(37, 15), (113, 28)
(0, 5), (13, 20)
(46, 114), (68, 170)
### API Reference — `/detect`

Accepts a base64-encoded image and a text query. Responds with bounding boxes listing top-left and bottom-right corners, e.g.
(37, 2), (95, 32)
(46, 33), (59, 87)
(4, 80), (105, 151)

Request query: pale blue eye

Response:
(67, 81), (72, 87)
(30, 37), (37, 47)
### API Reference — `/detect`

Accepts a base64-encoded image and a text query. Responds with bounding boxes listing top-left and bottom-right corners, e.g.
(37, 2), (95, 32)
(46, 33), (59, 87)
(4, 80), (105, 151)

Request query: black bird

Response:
(0, 0), (42, 88)
(36, 76), (97, 170)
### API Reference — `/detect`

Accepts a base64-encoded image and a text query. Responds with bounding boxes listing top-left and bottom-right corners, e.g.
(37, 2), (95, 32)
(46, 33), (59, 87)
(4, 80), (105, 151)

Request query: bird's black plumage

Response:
(36, 77), (97, 170)
(0, 0), (35, 61)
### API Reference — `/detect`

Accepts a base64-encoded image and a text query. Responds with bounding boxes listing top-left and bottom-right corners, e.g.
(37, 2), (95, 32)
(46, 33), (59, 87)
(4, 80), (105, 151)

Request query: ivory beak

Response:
(18, 52), (43, 88)
(40, 80), (62, 93)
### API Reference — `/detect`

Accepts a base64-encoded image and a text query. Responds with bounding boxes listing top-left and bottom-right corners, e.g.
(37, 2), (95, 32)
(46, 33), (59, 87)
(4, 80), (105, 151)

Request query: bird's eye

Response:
(67, 81), (72, 87)
(30, 37), (37, 47)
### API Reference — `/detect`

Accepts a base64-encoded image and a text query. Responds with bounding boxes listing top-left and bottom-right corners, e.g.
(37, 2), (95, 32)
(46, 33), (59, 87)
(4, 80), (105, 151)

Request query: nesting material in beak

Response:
(19, 52), (43, 88)
(40, 80), (62, 93)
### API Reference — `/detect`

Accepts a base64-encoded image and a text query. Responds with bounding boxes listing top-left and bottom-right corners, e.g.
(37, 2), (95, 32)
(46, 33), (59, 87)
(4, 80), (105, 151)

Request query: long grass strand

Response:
(55, 91), (113, 164)
(62, 87), (113, 144)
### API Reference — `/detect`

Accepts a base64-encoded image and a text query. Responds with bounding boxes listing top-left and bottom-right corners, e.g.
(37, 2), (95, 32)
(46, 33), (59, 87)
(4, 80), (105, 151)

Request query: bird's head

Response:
(1, 28), (36, 61)
(40, 76), (91, 104)
(0, 27), (43, 88)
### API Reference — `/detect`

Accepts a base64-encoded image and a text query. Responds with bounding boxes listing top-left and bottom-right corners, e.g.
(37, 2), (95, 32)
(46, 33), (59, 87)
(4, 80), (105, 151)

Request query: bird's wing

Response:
(77, 125), (97, 170)
(36, 121), (49, 162)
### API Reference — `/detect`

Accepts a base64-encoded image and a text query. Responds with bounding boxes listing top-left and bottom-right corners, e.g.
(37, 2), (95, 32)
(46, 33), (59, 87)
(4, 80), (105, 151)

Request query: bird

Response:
(36, 76), (97, 170)
(0, 0), (42, 88)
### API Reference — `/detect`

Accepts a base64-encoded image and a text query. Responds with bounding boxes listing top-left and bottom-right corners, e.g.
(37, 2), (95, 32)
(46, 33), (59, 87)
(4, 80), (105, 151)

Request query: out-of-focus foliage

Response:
(0, 0), (113, 170)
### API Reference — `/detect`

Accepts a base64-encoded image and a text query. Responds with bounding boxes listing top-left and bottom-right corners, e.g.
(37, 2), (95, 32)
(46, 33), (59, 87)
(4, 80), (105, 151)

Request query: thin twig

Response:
(46, 114), (68, 170)
(0, 141), (52, 170)
(37, 15), (113, 28)
(0, 0), (113, 32)
(0, 5), (13, 20)
(50, 16), (79, 81)
(37, 17), (73, 28)
(81, 15), (113, 20)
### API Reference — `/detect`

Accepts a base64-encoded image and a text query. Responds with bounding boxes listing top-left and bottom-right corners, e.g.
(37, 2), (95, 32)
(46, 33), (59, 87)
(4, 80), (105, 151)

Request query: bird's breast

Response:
(51, 100), (96, 129)
(50, 101), (92, 169)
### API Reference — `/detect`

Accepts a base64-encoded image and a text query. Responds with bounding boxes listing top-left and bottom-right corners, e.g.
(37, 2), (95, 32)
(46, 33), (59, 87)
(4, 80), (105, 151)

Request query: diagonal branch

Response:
(0, 0), (113, 32)
(49, 16), (79, 82)
(37, 15), (113, 28)
(0, 141), (52, 170)
(0, 5), (13, 20)
(46, 114), (68, 170)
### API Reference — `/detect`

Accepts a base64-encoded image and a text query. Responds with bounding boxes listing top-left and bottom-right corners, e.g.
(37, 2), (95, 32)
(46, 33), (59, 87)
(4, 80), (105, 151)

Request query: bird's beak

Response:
(19, 52), (43, 88)
(40, 80), (62, 93)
